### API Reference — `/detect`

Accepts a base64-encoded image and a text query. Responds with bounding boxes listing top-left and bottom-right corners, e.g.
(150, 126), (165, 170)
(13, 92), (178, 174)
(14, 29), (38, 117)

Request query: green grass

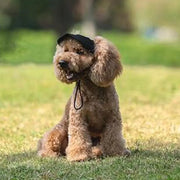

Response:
(0, 30), (180, 66)
(0, 30), (56, 64)
(0, 64), (180, 179)
(103, 31), (180, 67)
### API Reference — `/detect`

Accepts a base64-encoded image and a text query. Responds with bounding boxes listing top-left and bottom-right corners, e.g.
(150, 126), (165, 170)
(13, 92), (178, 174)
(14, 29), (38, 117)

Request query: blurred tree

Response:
(0, 0), (15, 58)
(50, 0), (81, 34)
(0, 0), (12, 29)
(95, 0), (133, 32)
(4, 0), (82, 33)
(0, 0), (133, 33)
(6, 0), (51, 29)
(81, 0), (96, 38)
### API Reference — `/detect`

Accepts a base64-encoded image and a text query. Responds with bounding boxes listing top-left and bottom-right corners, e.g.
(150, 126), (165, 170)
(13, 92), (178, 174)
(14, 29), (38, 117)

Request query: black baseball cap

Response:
(57, 33), (95, 53)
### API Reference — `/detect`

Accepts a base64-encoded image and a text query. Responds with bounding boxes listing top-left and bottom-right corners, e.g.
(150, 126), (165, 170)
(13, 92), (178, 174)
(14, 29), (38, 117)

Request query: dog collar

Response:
(57, 33), (95, 53)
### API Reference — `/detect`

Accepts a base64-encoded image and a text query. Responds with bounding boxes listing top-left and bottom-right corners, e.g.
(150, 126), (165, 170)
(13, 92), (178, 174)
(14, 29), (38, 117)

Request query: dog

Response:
(37, 34), (130, 161)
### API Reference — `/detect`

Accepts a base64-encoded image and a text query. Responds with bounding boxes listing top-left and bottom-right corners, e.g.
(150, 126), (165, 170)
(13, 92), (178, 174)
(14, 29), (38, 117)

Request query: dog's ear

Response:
(89, 36), (122, 87)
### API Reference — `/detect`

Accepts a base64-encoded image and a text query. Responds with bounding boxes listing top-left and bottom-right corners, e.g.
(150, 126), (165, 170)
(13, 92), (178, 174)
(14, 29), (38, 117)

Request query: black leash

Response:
(74, 80), (83, 110)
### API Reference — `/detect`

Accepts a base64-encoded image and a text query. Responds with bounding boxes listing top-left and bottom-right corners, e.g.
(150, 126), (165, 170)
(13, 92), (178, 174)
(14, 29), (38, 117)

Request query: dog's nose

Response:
(59, 60), (69, 69)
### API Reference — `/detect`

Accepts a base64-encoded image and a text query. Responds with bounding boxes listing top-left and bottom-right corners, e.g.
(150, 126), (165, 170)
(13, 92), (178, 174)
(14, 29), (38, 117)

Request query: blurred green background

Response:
(0, 0), (180, 66)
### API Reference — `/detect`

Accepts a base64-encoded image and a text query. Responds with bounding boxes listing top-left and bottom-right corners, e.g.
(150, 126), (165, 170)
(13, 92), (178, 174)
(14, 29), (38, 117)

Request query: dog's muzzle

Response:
(58, 60), (76, 80)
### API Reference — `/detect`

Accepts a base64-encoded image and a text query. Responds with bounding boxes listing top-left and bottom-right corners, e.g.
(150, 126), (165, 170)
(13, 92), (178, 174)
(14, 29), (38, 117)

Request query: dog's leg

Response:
(37, 121), (68, 158)
(66, 109), (92, 161)
(37, 98), (70, 158)
(101, 112), (131, 157)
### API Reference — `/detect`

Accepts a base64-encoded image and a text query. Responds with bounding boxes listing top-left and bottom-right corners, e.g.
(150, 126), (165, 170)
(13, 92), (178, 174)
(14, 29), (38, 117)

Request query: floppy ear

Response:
(89, 36), (123, 87)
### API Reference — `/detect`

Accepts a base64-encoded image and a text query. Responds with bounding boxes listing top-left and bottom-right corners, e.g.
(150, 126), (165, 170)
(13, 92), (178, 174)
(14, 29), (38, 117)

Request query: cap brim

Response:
(57, 33), (95, 53)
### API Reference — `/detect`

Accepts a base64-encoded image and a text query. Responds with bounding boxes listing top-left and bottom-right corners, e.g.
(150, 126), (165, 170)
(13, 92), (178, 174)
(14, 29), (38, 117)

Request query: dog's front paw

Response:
(38, 150), (59, 158)
(67, 153), (90, 162)
(92, 146), (103, 158)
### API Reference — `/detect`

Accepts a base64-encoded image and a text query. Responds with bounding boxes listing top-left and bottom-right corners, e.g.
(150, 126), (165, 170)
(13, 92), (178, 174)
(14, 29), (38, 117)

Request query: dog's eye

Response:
(64, 48), (68, 52)
(76, 50), (84, 55)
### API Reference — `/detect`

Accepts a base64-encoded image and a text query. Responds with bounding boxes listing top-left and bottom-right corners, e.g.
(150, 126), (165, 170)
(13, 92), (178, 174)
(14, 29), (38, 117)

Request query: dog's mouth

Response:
(57, 63), (77, 81)
(66, 70), (76, 80)
(62, 68), (78, 81)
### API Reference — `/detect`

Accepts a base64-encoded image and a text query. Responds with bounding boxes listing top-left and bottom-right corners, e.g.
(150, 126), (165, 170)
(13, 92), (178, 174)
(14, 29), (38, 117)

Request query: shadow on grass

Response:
(1, 145), (179, 163)
(1, 151), (36, 163)
(131, 148), (180, 159)
(0, 144), (179, 179)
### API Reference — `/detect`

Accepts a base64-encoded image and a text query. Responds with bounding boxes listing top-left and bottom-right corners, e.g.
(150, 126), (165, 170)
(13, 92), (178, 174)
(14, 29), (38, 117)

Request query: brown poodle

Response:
(37, 34), (130, 161)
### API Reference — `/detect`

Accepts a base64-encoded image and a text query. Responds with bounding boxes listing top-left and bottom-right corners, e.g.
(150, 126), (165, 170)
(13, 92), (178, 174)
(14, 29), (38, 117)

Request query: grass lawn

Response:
(0, 30), (180, 66)
(0, 64), (179, 180)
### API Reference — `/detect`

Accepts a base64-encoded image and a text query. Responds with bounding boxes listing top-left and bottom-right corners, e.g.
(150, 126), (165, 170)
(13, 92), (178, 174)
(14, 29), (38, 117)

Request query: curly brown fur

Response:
(37, 36), (130, 161)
